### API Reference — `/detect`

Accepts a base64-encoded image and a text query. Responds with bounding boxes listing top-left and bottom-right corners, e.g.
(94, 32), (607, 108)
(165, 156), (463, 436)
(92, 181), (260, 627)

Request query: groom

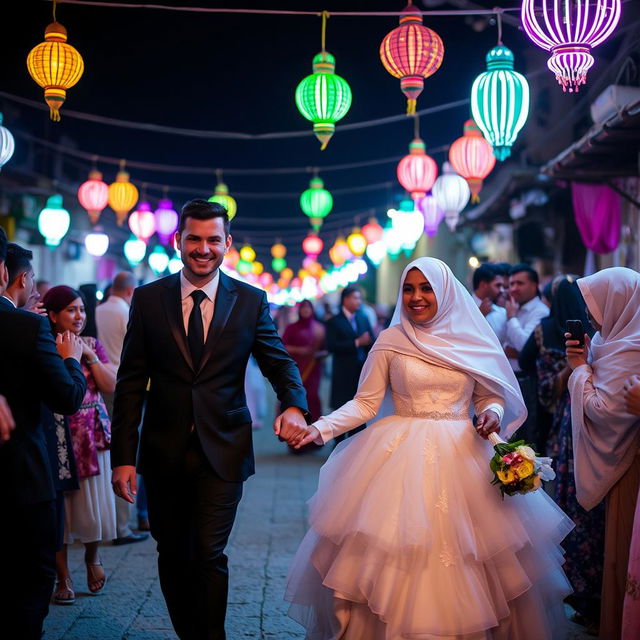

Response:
(111, 199), (311, 640)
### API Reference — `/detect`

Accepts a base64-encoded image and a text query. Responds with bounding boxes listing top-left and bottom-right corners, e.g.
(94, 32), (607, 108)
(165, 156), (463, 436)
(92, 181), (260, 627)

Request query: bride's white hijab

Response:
(372, 257), (527, 437)
(570, 267), (640, 510)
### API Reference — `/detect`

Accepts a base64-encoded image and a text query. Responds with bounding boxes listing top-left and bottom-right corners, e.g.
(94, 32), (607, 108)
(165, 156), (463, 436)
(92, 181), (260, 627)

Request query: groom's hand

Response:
(274, 407), (308, 446)
(112, 465), (137, 504)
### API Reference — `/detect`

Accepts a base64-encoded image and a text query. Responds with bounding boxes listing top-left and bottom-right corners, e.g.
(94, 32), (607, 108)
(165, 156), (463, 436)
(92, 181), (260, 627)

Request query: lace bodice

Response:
(314, 349), (504, 444)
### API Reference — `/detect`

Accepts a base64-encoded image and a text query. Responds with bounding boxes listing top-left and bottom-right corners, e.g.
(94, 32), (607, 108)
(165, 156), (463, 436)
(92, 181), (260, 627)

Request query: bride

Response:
(285, 258), (574, 640)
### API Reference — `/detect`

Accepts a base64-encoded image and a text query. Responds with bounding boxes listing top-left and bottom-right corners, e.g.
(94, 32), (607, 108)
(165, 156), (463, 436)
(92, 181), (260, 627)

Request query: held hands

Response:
(565, 332), (590, 370)
(0, 395), (15, 444)
(111, 465), (137, 504)
(475, 409), (501, 439)
(55, 331), (84, 362)
(273, 407), (313, 448)
(623, 375), (640, 417)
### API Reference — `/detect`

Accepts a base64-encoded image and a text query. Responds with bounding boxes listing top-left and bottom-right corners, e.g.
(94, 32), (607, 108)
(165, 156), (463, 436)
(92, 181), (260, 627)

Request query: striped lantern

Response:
(154, 199), (179, 245)
(108, 165), (139, 226)
(0, 114), (15, 171)
(448, 120), (496, 203)
(128, 202), (157, 243)
(26, 22), (84, 121)
(78, 170), (109, 224)
(208, 182), (237, 221)
(397, 138), (438, 201)
(432, 162), (470, 232)
(380, 2), (444, 115)
(300, 177), (333, 231)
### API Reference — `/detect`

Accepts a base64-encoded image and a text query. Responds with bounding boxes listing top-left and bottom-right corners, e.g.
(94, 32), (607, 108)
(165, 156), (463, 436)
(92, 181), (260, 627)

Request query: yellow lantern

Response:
(251, 261), (264, 276)
(27, 21), (84, 122)
(347, 227), (367, 257)
(108, 162), (139, 226)
(281, 267), (294, 282)
(240, 245), (256, 263)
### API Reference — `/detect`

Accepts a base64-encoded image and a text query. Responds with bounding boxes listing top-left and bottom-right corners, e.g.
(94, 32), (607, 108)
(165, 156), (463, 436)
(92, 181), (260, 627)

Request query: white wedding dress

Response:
(285, 349), (574, 639)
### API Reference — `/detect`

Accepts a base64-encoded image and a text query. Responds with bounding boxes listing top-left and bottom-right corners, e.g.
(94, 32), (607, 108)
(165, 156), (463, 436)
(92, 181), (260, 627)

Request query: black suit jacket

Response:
(110, 271), (309, 482)
(326, 310), (373, 409)
(0, 297), (87, 505)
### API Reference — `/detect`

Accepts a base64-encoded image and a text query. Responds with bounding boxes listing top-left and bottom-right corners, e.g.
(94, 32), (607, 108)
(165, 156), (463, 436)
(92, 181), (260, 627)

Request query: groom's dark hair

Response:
(179, 199), (230, 236)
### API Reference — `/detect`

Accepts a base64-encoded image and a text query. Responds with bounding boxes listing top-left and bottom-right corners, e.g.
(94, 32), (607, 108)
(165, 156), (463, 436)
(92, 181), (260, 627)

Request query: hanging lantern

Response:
(271, 242), (287, 260)
(329, 236), (350, 267)
(78, 170), (109, 225)
(346, 228), (367, 257)
(521, 0), (621, 92)
(26, 21), (84, 121)
(154, 199), (179, 245)
(251, 261), (264, 276)
(38, 194), (70, 247)
(239, 245), (256, 263)
(85, 230), (109, 257)
(361, 217), (383, 244)
(236, 260), (252, 275)
(168, 253), (183, 274)
(418, 194), (445, 237)
(432, 162), (471, 232)
(380, 2), (445, 115)
(448, 120), (496, 203)
(300, 177), (333, 231)
(123, 235), (147, 266)
(366, 240), (387, 266)
(208, 182), (237, 221)
(302, 233), (324, 258)
(224, 247), (240, 269)
(281, 267), (294, 282)
(148, 246), (169, 276)
(129, 202), (157, 243)
(272, 257), (287, 273)
(471, 45), (530, 161)
(0, 114), (15, 171)
(388, 207), (424, 252)
(397, 138), (438, 201)
(108, 163), (139, 226)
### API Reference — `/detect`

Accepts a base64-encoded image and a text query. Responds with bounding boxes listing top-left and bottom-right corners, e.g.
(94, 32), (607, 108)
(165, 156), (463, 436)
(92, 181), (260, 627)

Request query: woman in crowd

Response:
(520, 275), (603, 632)
(283, 299), (326, 421)
(286, 257), (573, 639)
(565, 267), (640, 639)
(43, 286), (117, 604)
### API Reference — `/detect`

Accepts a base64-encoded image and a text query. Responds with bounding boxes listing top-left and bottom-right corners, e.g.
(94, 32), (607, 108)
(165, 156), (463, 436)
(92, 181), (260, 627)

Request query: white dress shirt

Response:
(504, 296), (550, 372)
(95, 295), (130, 367)
(180, 270), (219, 340)
(472, 293), (507, 343)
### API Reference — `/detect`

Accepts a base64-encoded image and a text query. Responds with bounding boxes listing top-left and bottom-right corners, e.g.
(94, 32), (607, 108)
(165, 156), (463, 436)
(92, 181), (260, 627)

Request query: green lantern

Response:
(300, 177), (333, 231)
(295, 50), (352, 150)
(471, 45), (530, 161)
(271, 257), (287, 273)
(208, 181), (237, 220)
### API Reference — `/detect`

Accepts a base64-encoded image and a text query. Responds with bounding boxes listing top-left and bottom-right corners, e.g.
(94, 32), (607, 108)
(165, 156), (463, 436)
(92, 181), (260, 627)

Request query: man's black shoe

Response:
(112, 533), (149, 545)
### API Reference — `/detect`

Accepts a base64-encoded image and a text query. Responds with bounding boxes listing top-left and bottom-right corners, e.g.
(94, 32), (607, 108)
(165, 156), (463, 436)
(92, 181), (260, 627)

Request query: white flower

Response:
(516, 445), (536, 461)
(535, 457), (556, 481)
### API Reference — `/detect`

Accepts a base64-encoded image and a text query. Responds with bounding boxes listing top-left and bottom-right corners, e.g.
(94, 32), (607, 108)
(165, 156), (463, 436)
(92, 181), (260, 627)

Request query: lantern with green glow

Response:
(300, 177), (333, 231)
(38, 194), (70, 247)
(208, 182), (237, 221)
(272, 257), (287, 273)
(471, 45), (530, 161)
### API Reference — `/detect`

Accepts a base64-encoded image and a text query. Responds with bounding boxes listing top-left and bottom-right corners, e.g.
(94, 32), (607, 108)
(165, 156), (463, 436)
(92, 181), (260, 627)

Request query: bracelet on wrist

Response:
(85, 357), (100, 366)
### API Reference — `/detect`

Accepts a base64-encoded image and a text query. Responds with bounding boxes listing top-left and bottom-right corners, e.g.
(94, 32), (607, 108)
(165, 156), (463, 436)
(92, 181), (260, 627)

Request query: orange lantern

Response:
(271, 242), (287, 259)
(108, 162), (139, 226)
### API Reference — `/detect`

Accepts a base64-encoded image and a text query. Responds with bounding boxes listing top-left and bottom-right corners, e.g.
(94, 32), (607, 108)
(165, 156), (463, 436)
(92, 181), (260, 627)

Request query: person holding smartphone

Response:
(565, 267), (640, 640)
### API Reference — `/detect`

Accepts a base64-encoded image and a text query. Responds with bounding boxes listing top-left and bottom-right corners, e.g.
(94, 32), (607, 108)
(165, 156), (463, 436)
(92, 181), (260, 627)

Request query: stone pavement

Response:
(44, 389), (593, 640)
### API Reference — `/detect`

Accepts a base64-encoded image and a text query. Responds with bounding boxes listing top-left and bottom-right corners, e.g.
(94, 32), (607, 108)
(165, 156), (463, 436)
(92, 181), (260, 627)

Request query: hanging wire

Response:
(495, 8), (503, 45)
(52, 0), (58, 21)
(321, 10), (330, 52)
(413, 114), (420, 140)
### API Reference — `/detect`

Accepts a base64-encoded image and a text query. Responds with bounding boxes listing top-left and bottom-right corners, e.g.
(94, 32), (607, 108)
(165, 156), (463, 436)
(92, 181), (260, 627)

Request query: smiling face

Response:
(402, 268), (438, 323)
(49, 296), (86, 335)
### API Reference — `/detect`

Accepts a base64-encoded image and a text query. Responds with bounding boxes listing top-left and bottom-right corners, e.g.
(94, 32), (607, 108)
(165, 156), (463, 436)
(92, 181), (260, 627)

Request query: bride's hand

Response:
(475, 410), (501, 439)
(292, 425), (322, 450)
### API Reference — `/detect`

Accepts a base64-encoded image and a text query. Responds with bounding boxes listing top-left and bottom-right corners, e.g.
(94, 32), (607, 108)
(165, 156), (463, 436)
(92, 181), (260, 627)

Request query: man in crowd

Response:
(472, 263), (507, 341)
(3, 244), (46, 315)
(326, 285), (374, 443)
(0, 228), (86, 639)
(95, 271), (150, 542)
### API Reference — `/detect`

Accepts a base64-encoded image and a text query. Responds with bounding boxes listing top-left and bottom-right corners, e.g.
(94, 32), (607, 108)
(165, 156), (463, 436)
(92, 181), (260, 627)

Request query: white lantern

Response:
(432, 162), (471, 231)
(85, 230), (109, 257)
(168, 253), (183, 274)
(0, 114), (15, 170)
(148, 246), (169, 275)
(124, 235), (146, 266)
(388, 206), (424, 251)
(38, 195), (70, 247)
(366, 240), (387, 266)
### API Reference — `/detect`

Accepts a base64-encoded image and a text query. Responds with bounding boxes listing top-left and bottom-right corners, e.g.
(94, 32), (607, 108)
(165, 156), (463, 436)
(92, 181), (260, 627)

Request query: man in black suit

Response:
(111, 200), (311, 640)
(0, 231), (86, 640)
(326, 285), (374, 443)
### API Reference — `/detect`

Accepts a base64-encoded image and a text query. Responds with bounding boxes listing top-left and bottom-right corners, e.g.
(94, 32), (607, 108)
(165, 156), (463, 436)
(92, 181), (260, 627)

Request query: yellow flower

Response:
(497, 468), (516, 483)
(516, 445), (536, 461)
(513, 460), (535, 479)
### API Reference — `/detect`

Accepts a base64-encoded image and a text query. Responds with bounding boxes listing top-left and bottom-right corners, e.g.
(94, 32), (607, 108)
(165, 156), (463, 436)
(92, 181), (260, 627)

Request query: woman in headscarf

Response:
(565, 267), (640, 640)
(520, 275), (604, 631)
(43, 286), (117, 604)
(285, 258), (573, 639)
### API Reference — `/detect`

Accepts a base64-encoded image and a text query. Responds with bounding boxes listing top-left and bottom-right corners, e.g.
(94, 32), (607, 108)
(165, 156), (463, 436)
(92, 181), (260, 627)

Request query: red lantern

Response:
(128, 202), (156, 243)
(380, 2), (445, 115)
(397, 138), (438, 200)
(361, 218), (383, 244)
(78, 170), (108, 225)
(448, 120), (496, 203)
(302, 233), (324, 258)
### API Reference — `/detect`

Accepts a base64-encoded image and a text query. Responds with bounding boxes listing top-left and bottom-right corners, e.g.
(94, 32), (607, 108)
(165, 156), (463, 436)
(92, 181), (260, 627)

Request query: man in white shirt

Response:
(96, 271), (149, 545)
(472, 263), (507, 342)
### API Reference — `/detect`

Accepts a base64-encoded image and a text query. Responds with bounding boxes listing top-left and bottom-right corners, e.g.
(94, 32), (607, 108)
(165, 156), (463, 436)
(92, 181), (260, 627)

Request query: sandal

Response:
(86, 561), (107, 595)
(52, 577), (75, 605)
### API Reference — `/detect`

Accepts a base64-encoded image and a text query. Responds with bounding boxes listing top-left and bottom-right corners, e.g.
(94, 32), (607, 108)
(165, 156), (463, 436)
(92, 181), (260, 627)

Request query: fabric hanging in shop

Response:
(571, 182), (621, 254)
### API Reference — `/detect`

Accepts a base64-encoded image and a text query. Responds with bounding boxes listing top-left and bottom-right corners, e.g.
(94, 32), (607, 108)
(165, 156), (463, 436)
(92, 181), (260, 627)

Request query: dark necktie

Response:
(188, 289), (207, 368)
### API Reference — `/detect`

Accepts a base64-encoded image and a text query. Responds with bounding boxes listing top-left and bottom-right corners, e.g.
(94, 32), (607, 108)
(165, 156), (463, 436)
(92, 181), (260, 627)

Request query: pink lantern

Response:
(128, 201), (156, 243)
(418, 194), (445, 236)
(78, 170), (109, 225)
(361, 218), (383, 244)
(154, 198), (179, 245)
(397, 138), (438, 201)
(302, 233), (324, 258)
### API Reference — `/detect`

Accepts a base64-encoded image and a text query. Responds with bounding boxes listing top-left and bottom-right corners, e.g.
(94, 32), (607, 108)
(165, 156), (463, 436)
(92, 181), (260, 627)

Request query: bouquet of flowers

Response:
(487, 433), (555, 498)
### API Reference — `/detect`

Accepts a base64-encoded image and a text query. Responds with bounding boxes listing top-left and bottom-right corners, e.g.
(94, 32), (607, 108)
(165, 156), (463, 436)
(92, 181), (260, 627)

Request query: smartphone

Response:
(566, 319), (585, 347)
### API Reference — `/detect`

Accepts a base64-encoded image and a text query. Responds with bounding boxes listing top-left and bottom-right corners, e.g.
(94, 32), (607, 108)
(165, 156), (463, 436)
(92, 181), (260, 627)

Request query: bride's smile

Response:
(402, 268), (438, 323)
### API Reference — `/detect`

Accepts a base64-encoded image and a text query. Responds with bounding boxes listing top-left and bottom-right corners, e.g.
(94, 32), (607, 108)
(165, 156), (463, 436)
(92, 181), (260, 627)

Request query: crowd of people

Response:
(1, 202), (640, 640)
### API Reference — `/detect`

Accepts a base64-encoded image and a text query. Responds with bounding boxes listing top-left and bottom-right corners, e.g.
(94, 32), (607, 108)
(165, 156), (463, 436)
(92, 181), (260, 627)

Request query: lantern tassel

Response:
(406, 99), (417, 115)
(48, 106), (61, 122)
(471, 194), (480, 204)
(320, 140), (329, 151)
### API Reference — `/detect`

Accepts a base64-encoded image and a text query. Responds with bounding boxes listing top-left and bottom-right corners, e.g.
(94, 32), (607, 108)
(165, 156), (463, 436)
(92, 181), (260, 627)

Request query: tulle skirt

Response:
(285, 415), (574, 639)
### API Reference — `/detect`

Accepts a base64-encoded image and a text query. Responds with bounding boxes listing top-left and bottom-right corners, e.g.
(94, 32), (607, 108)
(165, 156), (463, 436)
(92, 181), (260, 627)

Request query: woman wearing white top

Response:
(285, 257), (573, 640)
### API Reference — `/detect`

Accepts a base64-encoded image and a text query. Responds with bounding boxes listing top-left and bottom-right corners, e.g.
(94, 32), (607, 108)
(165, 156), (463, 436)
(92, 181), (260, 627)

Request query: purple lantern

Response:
(521, 0), (621, 93)
(418, 194), (445, 237)
(154, 199), (179, 246)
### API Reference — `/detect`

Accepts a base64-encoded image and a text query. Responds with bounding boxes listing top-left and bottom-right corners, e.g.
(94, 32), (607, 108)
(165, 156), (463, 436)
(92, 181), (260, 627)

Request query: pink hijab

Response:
(569, 267), (640, 511)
